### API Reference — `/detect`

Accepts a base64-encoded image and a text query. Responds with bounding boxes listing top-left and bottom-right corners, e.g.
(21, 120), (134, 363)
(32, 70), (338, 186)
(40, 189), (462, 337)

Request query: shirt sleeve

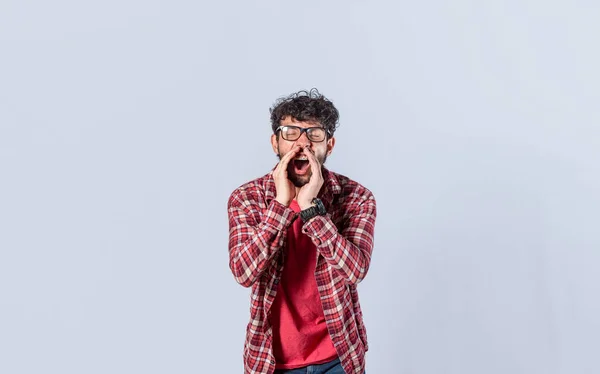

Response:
(227, 190), (296, 287)
(301, 193), (376, 285)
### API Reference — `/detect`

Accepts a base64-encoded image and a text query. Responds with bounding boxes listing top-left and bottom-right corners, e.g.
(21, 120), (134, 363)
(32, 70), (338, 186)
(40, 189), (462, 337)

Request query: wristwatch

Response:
(300, 198), (327, 221)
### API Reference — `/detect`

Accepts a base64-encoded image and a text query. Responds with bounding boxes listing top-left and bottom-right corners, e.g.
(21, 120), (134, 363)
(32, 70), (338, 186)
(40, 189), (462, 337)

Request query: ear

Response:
(326, 136), (336, 156)
(271, 134), (279, 155)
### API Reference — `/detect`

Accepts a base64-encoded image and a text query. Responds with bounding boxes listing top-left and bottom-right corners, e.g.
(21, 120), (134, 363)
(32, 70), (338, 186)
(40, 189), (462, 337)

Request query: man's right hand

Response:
(273, 145), (301, 206)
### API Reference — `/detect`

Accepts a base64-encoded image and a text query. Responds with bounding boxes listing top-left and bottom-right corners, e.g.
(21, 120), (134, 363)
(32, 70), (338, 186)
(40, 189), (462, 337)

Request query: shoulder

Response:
(227, 172), (273, 208)
(328, 170), (375, 203)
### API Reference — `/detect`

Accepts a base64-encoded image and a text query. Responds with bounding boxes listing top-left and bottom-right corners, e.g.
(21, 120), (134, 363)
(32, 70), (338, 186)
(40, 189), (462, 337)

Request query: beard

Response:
(277, 147), (328, 188)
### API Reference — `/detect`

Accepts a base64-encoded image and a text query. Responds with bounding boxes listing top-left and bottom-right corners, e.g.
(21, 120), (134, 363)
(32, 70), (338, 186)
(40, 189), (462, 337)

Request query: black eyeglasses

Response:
(275, 125), (329, 142)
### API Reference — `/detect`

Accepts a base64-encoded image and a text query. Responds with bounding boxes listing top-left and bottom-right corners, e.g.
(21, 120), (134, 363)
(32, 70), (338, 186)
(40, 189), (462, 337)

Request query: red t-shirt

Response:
(271, 200), (338, 369)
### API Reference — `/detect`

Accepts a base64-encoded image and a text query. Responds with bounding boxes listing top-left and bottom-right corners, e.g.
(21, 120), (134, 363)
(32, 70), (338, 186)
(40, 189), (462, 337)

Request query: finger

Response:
(278, 145), (302, 169)
(304, 151), (322, 186)
(274, 146), (301, 175)
(303, 146), (320, 169)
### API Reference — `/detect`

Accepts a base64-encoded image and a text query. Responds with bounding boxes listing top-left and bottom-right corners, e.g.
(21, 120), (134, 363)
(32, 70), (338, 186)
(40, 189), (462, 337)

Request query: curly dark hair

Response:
(270, 88), (339, 138)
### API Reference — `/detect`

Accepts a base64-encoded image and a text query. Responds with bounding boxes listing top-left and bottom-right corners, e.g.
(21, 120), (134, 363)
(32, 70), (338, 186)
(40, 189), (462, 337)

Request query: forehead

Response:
(280, 116), (321, 128)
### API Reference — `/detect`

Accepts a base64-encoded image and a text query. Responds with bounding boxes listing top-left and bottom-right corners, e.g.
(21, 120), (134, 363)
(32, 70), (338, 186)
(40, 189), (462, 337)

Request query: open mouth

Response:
(292, 158), (310, 175)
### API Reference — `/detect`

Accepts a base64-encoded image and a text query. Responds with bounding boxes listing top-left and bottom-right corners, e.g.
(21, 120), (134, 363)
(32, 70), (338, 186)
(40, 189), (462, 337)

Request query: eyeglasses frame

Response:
(275, 125), (331, 142)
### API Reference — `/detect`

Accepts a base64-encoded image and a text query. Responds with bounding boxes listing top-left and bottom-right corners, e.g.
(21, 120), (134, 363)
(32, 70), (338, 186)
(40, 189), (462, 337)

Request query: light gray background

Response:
(1, 1), (598, 373)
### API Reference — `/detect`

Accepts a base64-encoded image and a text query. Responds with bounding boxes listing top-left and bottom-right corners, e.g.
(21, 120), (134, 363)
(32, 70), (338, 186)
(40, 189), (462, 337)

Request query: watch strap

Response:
(299, 198), (326, 221)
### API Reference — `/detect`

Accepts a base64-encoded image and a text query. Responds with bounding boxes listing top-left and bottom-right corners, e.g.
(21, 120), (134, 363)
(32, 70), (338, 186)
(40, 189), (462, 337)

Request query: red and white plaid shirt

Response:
(227, 167), (376, 374)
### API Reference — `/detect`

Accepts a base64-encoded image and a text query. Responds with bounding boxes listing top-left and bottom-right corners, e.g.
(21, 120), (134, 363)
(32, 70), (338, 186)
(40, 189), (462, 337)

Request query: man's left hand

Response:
(297, 146), (324, 210)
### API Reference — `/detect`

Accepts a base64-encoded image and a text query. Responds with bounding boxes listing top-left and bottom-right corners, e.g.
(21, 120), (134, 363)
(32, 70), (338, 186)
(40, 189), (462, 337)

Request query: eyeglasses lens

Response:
(281, 126), (326, 142)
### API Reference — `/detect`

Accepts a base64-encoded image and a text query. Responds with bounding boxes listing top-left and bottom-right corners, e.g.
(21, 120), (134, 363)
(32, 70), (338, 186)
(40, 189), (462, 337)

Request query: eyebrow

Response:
(285, 125), (324, 129)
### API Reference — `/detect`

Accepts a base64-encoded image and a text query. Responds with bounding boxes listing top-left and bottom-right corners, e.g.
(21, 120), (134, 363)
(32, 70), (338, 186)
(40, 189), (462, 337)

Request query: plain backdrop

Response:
(1, 1), (598, 373)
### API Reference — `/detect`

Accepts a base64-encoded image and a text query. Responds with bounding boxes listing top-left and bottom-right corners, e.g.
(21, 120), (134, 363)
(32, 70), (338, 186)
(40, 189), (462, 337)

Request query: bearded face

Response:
(271, 116), (335, 188)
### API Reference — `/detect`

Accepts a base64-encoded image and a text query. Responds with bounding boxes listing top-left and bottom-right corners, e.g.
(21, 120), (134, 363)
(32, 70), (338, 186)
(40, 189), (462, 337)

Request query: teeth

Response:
(295, 157), (308, 161)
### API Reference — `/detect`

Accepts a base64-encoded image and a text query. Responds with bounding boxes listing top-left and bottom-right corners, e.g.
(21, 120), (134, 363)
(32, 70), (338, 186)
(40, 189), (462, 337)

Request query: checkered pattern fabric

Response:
(228, 167), (376, 374)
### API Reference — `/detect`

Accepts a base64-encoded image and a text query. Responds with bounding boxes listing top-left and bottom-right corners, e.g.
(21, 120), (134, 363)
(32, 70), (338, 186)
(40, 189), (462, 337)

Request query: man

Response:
(227, 89), (376, 374)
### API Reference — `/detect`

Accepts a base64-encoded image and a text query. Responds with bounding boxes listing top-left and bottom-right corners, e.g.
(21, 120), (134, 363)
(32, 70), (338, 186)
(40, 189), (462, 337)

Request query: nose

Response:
(294, 131), (312, 147)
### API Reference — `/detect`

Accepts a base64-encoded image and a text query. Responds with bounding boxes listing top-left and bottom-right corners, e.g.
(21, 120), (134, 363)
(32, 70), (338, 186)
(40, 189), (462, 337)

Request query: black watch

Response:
(300, 198), (327, 221)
